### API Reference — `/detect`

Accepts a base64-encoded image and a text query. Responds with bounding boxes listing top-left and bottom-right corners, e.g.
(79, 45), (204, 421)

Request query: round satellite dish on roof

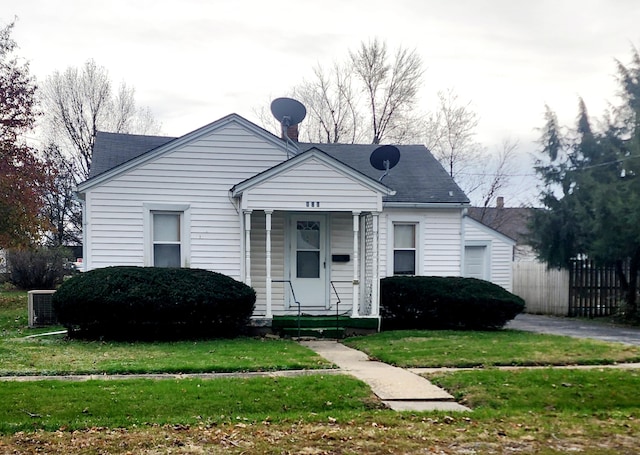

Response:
(270, 97), (307, 127)
(370, 145), (401, 171)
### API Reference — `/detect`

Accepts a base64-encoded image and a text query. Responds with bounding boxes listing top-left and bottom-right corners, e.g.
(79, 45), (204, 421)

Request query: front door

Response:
(289, 214), (328, 309)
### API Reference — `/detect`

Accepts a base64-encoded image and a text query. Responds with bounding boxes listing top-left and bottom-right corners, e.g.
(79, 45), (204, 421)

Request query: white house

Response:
(76, 113), (513, 330)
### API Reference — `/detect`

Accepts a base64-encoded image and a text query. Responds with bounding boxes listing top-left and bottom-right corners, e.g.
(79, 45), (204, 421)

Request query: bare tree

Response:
(424, 89), (484, 179)
(41, 143), (82, 246)
(350, 38), (424, 144)
(38, 59), (161, 247)
(292, 63), (362, 144)
(425, 89), (519, 206)
(40, 59), (161, 180)
(476, 139), (519, 211)
(278, 38), (423, 145)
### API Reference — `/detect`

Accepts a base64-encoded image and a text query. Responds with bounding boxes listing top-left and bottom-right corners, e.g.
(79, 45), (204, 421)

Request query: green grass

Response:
(429, 368), (640, 414)
(1, 369), (638, 453)
(343, 329), (640, 367)
(0, 290), (31, 336)
(2, 290), (640, 452)
(0, 290), (332, 375)
(0, 337), (334, 375)
(0, 375), (379, 434)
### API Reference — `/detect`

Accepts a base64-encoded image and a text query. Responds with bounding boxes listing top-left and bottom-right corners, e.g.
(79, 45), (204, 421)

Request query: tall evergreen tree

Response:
(531, 47), (640, 320)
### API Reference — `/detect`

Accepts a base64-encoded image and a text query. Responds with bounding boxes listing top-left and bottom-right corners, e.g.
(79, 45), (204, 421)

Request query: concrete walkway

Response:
(507, 313), (640, 346)
(300, 340), (470, 412)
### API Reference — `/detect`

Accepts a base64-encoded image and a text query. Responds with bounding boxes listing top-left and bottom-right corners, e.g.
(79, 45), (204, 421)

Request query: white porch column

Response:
(243, 210), (252, 286)
(265, 210), (273, 319)
(371, 212), (380, 316)
(352, 211), (361, 317)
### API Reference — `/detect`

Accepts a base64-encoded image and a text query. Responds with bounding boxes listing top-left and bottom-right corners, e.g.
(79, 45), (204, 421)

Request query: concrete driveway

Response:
(507, 313), (640, 346)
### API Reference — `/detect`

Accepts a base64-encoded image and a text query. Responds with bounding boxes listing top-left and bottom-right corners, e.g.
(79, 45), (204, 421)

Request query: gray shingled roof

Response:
(300, 143), (468, 204)
(467, 207), (535, 243)
(89, 131), (176, 178)
(87, 131), (469, 205)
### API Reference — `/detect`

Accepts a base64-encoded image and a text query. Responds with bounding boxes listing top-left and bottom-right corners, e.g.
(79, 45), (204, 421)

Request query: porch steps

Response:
(272, 316), (378, 339)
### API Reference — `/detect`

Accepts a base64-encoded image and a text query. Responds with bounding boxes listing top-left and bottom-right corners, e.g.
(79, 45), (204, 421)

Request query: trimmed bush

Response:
(52, 266), (256, 340)
(380, 276), (524, 330)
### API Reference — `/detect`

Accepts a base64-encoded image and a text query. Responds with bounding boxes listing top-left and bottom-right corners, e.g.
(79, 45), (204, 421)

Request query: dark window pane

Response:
(394, 250), (415, 275)
(154, 244), (181, 267)
(297, 251), (320, 278)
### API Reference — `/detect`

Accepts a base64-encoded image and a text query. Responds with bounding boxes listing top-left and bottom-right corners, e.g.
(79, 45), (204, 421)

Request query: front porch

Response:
(230, 148), (395, 327)
(244, 210), (382, 321)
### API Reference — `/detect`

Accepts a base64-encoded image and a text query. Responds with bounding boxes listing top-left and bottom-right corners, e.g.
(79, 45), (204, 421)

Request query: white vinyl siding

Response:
(382, 208), (463, 278)
(329, 213), (354, 313)
(242, 158), (382, 212)
(84, 123), (288, 278)
(463, 217), (515, 291)
(250, 212), (285, 316)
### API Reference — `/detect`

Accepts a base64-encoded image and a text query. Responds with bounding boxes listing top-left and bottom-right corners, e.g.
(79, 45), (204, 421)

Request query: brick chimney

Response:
(496, 196), (504, 208)
(285, 124), (299, 142)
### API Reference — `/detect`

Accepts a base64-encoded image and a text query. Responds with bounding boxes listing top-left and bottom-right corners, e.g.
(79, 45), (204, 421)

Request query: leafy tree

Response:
(0, 20), (50, 248)
(531, 46), (640, 321)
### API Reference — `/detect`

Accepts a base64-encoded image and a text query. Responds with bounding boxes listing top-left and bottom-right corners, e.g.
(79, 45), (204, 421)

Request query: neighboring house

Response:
(467, 199), (537, 262)
(77, 113), (512, 327)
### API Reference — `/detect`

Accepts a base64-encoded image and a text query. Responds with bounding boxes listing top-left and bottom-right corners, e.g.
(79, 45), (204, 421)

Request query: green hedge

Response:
(380, 276), (524, 330)
(52, 267), (256, 340)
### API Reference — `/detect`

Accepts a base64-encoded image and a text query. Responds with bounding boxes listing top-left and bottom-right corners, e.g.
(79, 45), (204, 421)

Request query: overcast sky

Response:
(8, 0), (640, 205)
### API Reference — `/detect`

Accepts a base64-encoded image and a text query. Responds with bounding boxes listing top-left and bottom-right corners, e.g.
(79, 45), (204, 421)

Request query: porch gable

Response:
(231, 148), (394, 212)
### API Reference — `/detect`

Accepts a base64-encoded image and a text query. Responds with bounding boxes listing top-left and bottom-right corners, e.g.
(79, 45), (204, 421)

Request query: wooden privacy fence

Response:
(513, 262), (569, 316)
(568, 259), (623, 317)
(513, 260), (627, 317)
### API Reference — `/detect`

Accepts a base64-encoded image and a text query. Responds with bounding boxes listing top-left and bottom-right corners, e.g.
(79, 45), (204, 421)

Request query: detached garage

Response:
(463, 216), (515, 292)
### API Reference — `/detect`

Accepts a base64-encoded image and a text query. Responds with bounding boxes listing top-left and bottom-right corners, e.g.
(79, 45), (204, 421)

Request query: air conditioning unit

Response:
(28, 290), (58, 328)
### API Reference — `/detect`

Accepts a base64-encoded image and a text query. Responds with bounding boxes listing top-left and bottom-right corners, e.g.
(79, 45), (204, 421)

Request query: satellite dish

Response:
(270, 97), (307, 128)
(370, 145), (401, 171)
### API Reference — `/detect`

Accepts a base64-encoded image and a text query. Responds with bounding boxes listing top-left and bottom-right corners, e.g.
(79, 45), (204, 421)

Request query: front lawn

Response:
(343, 329), (640, 367)
(0, 290), (332, 375)
(3, 290), (640, 452)
(0, 375), (378, 434)
(0, 368), (638, 453)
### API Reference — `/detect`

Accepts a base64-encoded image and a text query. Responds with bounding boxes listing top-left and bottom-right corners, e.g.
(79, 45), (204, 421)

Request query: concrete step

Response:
(281, 327), (345, 339)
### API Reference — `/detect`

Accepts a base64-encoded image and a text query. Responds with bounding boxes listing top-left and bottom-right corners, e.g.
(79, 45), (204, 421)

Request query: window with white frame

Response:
(152, 212), (182, 267)
(393, 223), (416, 275)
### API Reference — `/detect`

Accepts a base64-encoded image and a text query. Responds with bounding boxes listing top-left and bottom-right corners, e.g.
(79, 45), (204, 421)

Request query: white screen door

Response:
(289, 215), (327, 309)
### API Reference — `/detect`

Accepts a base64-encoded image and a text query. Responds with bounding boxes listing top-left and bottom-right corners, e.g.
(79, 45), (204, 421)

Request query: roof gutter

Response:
(384, 202), (470, 209)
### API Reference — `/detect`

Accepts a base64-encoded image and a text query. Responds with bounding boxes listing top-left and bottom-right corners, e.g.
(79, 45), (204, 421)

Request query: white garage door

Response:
(464, 245), (487, 280)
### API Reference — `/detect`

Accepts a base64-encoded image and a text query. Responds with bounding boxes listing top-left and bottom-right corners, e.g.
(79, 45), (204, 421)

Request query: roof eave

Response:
(384, 201), (470, 209)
